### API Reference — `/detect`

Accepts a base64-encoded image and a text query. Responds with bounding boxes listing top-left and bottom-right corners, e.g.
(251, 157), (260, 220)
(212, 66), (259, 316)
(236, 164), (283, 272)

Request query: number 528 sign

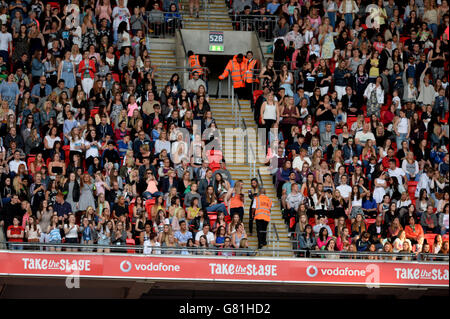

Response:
(209, 31), (224, 52)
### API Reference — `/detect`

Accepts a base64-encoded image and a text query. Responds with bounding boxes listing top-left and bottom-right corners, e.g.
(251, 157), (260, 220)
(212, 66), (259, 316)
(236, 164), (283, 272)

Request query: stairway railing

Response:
(145, 11), (278, 41)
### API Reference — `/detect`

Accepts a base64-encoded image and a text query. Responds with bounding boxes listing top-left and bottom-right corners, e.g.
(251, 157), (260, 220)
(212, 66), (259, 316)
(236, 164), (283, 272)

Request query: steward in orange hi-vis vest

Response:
(254, 194), (272, 222)
(187, 50), (203, 76)
(218, 54), (248, 89)
(245, 51), (260, 85)
(252, 189), (272, 249)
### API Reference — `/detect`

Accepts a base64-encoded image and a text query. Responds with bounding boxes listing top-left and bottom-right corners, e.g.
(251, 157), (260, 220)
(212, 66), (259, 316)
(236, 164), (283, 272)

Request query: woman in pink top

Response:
(127, 95), (139, 117)
(95, 0), (112, 23)
(307, 7), (322, 33)
(143, 173), (163, 200)
(317, 227), (332, 249)
(336, 227), (352, 251)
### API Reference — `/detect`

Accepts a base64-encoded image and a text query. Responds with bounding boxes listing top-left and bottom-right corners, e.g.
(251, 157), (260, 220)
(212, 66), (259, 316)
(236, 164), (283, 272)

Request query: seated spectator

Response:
(313, 215), (333, 238)
(404, 216), (424, 245)
(316, 226), (332, 250)
(421, 205), (439, 234)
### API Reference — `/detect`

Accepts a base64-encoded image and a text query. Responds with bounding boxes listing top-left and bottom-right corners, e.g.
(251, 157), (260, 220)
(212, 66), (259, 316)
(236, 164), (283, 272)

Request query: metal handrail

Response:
(153, 65), (208, 71)
(309, 250), (450, 261)
(4, 241), (292, 256)
(257, 168), (264, 188)
(144, 10), (279, 40)
(4, 242), (448, 262)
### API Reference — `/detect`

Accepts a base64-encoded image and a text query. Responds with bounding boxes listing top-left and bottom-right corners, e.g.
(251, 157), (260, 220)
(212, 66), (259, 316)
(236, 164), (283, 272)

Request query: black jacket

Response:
(368, 222), (388, 240)
(62, 181), (80, 203)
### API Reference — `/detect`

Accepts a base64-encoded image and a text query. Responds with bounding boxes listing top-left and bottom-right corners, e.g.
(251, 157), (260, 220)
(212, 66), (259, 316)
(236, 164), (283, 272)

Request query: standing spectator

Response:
(0, 24), (12, 64)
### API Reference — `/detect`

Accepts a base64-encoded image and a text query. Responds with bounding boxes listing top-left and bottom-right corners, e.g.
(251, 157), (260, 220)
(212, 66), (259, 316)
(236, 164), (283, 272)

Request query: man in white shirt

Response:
(355, 122), (376, 147)
(292, 148), (312, 173)
(387, 159), (406, 186)
(415, 168), (433, 198)
(0, 24), (12, 63)
(312, 215), (333, 237)
(336, 174), (352, 200)
(195, 224), (215, 246)
(9, 150), (27, 174)
(186, 71), (206, 99)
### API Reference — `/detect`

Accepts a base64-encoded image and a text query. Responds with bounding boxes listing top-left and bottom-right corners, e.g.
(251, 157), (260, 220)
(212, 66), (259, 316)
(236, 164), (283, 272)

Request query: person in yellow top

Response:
(369, 50), (380, 80)
(251, 188), (273, 249)
(218, 53), (248, 99)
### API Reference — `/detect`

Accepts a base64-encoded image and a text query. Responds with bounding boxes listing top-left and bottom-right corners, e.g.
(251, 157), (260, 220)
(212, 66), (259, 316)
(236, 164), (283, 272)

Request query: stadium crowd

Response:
(0, 0), (448, 259)
(242, 0), (449, 257)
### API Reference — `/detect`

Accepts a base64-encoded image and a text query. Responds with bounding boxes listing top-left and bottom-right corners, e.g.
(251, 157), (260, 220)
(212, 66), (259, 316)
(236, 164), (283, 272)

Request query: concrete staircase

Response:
(179, 0), (233, 31)
(209, 98), (293, 257)
(148, 39), (177, 92)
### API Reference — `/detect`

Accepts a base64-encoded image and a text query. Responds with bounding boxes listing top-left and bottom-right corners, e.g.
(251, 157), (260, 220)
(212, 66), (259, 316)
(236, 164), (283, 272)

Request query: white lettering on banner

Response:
(22, 258), (91, 272)
(209, 263), (278, 277)
(394, 268), (449, 281)
(319, 267), (366, 277)
(133, 262), (181, 272)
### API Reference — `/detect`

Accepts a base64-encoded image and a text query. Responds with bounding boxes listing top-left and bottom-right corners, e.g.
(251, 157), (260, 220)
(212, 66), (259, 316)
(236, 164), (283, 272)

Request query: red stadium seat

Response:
(48, 2), (60, 10)
(400, 36), (410, 44)
(407, 181), (418, 199)
(253, 90), (263, 104)
(90, 107), (100, 118)
(424, 233), (436, 247)
(209, 214), (217, 228)
(27, 155), (36, 169)
(347, 116), (357, 131)
(365, 218), (376, 229)
(128, 203), (135, 220)
(126, 238), (136, 254)
(145, 199), (156, 219)
(112, 73), (120, 82)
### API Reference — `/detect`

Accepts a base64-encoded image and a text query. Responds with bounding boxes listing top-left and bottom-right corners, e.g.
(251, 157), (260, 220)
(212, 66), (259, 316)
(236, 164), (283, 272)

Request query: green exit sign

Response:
(209, 45), (224, 52)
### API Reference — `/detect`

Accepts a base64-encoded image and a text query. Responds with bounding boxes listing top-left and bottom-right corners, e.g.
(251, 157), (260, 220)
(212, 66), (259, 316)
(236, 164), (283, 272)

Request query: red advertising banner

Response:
(0, 252), (448, 288)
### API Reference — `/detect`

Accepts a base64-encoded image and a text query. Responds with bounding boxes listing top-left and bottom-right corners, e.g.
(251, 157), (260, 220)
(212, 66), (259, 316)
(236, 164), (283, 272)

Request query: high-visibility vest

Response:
(218, 55), (248, 89)
(188, 55), (203, 76)
(245, 58), (260, 84)
(254, 195), (272, 222)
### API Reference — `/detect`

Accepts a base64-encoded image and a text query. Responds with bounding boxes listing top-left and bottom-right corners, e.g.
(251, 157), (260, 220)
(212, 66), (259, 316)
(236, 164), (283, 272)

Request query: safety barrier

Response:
(3, 242), (448, 262)
(2, 250), (448, 287)
(145, 11), (278, 41)
(3, 242), (302, 257)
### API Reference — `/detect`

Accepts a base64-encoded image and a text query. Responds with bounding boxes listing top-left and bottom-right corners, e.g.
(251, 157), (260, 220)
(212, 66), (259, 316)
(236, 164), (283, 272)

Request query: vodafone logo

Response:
(306, 265), (318, 277)
(120, 260), (132, 273)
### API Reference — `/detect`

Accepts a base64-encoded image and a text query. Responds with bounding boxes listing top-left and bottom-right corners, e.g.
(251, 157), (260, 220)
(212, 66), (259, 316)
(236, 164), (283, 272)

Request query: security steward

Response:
(187, 50), (203, 78)
(245, 51), (260, 99)
(251, 188), (272, 249)
(218, 53), (248, 99)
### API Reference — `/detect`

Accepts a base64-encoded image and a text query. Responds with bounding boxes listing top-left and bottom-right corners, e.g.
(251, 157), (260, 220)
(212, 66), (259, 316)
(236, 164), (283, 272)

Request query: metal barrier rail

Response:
(144, 11), (278, 41)
(146, 17), (183, 38)
(309, 250), (450, 261)
(230, 15), (278, 42)
(3, 241), (307, 257)
(3, 242), (448, 262)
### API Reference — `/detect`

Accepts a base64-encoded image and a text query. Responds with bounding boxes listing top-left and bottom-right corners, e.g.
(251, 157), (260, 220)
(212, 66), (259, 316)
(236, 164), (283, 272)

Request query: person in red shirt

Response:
(7, 217), (24, 250)
(382, 147), (400, 170)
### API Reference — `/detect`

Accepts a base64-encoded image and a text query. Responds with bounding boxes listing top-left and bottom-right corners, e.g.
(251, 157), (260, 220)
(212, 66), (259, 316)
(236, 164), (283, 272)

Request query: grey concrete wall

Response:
(175, 30), (189, 88)
(180, 30), (257, 57)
